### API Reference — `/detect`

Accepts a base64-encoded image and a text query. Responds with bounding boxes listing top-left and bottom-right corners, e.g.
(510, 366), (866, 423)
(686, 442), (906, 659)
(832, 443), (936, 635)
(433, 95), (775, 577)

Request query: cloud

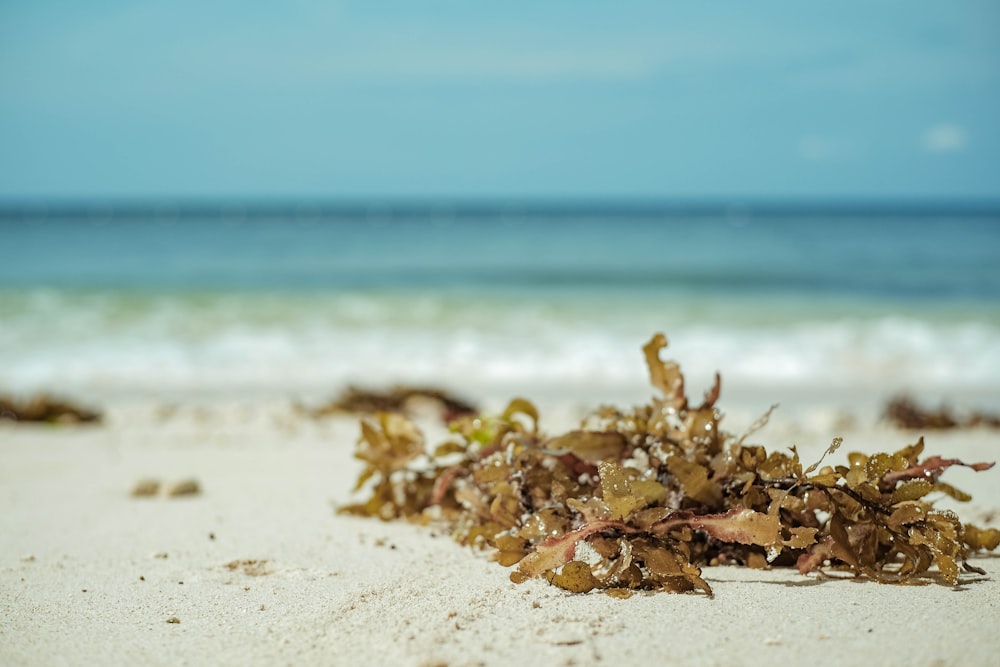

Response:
(921, 123), (967, 153)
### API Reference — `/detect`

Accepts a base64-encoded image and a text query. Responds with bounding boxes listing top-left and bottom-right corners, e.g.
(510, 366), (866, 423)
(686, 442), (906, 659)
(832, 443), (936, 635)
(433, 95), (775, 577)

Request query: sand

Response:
(2, 399), (999, 667)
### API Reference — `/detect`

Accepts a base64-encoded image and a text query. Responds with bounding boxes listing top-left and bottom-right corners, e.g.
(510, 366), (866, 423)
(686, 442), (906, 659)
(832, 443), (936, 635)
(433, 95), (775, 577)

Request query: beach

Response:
(2, 392), (999, 667)
(2, 212), (999, 665)
(5, 0), (1000, 661)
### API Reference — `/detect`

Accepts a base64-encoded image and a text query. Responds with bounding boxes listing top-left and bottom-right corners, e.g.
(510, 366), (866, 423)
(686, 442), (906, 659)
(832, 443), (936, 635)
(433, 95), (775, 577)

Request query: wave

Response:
(1, 288), (998, 408)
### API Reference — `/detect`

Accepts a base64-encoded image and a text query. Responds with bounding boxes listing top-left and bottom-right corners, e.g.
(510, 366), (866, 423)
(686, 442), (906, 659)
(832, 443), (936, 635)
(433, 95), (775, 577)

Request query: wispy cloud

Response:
(921, 123), (967, 152)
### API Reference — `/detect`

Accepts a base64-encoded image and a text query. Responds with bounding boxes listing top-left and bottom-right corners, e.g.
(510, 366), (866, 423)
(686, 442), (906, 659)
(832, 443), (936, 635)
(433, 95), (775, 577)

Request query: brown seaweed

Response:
(0, 394), (101, 424)
(884, 395), (1000, 430)
(340, 334), (999, 596)
(306, 384), (477, 423)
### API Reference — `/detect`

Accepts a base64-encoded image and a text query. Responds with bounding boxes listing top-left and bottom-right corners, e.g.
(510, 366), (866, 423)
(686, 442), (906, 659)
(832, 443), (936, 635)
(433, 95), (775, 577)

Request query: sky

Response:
(1, 1), (999, 202)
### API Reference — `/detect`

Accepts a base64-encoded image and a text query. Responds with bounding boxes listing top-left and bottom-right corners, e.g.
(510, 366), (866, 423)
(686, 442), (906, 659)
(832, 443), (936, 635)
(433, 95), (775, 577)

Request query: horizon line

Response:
(2, 196), (1000, 220)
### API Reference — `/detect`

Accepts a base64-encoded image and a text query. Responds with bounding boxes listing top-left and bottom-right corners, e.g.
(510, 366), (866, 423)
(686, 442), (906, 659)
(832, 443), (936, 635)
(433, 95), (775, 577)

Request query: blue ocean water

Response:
(1, 205), (998, 405)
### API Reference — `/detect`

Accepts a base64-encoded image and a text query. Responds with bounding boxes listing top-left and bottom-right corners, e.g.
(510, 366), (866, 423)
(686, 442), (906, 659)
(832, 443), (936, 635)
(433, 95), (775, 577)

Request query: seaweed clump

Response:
(884, 395), (1000, 430)
(339, 334), (999, 596)
(305, 385), (477, 424)
(0, 394), (101, 424)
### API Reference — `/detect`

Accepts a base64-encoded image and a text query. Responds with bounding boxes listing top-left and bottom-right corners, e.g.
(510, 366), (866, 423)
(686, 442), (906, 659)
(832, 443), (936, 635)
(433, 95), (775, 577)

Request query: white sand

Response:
(2, 399), (999, 667)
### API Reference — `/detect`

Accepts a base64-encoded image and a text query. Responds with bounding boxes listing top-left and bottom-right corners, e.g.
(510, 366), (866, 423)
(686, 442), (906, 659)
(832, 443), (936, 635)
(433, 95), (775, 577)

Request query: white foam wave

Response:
(1, 290), (998, 411)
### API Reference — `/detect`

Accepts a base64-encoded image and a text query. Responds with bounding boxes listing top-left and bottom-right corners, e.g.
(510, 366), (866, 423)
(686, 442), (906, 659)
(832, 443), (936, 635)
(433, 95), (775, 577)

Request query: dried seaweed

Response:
(305, 385), (477, 423)
(130, 478), (202, 498)
(340, 334), (999, 596)
(0, 394), (101, 424)
(884, 395), (1000, 430)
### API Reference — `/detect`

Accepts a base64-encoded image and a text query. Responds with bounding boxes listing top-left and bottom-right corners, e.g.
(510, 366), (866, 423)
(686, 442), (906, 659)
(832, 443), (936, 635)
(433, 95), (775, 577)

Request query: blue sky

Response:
(1, 1), (998, 201)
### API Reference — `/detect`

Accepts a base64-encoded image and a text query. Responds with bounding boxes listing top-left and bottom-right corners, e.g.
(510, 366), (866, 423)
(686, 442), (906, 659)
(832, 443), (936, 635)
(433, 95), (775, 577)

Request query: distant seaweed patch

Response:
(129, 478), (202, 498)
(884, 396), (1000, 430)
(304, 385), (477, 424)
(0, 394), (101, 424)
(340, 334), (999, 596)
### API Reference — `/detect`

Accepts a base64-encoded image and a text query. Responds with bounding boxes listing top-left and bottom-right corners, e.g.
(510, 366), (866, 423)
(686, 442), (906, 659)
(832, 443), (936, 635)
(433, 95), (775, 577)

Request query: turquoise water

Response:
(1, 206), (998, 403)
(2, 211), (998, 301)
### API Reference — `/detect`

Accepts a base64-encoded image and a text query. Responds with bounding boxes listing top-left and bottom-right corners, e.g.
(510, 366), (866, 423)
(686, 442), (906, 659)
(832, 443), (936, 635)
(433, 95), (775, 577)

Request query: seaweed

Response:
(0, 394), (101, 424)
(884, 395), (1000, 430)
(130, 477), (202, 498)
(305, 385), (477, 423)
(339, 334), (999, 596)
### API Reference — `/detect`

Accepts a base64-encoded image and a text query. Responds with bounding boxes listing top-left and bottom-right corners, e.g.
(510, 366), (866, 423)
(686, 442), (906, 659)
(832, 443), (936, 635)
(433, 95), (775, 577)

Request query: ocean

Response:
(1, 203), (998, 416)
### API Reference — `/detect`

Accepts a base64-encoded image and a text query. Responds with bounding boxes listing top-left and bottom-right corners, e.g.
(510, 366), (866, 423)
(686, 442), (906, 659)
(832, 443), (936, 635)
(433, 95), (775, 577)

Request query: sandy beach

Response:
(5, 0), (1000, 663)
(2, 396), (998, 667)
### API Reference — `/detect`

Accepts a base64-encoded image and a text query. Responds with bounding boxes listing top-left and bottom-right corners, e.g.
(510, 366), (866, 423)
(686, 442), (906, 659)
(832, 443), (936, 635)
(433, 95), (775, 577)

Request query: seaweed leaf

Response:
(804, 437), (842, 476)
(665, 455), (721, 508)
(598, 461), (643, 520)
(547, 560), (599, 593)
(353, 413), (425, 489)
(881, 455), (994, 487)
(515, 520), (628, 579)
(643, 333), (685, 408)
(544, 430), (628, 462)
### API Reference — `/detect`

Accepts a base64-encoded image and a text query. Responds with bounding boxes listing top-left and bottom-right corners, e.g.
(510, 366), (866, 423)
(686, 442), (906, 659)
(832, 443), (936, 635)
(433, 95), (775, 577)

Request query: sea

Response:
(1, 202), (998, 417)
